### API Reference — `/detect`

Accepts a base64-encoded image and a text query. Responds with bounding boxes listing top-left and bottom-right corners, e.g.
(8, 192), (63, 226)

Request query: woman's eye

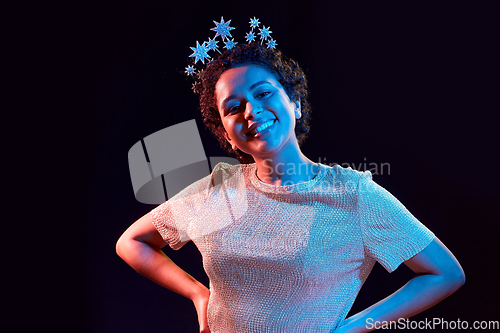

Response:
(228, 105), (240, 113)
(256, 91), (271, 98)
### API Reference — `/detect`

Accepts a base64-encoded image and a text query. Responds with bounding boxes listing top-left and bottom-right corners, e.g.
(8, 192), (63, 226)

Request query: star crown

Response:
(185, 16), (278, 76)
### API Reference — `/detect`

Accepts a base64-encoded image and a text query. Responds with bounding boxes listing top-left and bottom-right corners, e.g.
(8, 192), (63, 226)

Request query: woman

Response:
(116, 41), (465, 332)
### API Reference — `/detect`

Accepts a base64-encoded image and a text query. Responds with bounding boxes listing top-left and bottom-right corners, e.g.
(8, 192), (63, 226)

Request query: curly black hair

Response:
(192, 42), (312, 164)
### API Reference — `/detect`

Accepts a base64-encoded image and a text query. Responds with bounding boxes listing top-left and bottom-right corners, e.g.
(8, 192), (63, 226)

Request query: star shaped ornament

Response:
(211, 17), (235, 40)
(189, 41), (210, 64)
(267, 38), (277, 49)
(258, 26), (272, 41)
(205, 37), (219, 52)
(249, 17), (260, 29)
(185, 65), (195, 76)
(224, 38), (238, 50)
(245, 32), (256, 43)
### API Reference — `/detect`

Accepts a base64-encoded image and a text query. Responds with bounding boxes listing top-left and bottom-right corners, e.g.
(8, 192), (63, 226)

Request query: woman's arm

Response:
(116, 212), (211, 333)
(336, 237), (465, 333)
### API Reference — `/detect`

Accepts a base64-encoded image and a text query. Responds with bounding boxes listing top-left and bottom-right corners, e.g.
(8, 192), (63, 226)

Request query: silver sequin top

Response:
(150, 162), (434, 332)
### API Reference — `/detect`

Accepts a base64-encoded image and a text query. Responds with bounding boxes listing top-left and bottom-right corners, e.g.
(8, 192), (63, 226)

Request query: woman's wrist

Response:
(336, 312), (369, 333)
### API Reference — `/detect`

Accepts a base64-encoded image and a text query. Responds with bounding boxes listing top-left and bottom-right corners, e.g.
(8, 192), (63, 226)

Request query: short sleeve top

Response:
(150, 162), (434, 332)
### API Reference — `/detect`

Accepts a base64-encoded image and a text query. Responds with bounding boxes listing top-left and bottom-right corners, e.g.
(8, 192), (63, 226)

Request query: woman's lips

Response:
(248, 119), (276, 137)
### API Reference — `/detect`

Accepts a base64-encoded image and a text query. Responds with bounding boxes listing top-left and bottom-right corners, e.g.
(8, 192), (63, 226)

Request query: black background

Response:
(46, 1), (499, 332)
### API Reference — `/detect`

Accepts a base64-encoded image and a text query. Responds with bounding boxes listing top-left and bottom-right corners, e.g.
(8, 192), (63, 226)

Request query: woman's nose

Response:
(244, 100), (261, 119)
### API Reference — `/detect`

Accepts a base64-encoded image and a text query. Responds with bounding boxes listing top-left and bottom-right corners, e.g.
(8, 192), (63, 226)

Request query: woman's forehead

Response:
(215, 65), (280, 102)
(218, 64), (278, 88)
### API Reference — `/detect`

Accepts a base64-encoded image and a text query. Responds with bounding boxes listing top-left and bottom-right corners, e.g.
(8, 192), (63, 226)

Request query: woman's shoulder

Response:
(210, 161), (251, 185)
(320, 163), (370, 183)
(211, 160), (246, 172)
(315, 163), (377, 197)
(210, 160), (249, 175)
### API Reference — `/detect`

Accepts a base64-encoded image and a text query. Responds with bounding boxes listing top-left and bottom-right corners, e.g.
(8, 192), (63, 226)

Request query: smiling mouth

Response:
(248, 119), (276, 137)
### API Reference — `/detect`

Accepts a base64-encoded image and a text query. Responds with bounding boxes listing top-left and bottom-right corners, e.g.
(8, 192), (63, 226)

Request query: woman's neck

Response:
(253, 149), (319, 186)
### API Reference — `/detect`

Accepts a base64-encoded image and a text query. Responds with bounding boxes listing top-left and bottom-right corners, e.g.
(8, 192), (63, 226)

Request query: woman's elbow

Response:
(453, 267), (466, 289)
(444, 263), (466, 293)
(116, 233), (131, 260)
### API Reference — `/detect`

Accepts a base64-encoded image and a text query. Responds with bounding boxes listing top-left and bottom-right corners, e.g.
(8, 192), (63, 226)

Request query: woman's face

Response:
(215, 64), (301, 160)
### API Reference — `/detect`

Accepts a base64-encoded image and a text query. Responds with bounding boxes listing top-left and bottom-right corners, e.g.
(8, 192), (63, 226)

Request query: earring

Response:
(295, 102), (302, 119)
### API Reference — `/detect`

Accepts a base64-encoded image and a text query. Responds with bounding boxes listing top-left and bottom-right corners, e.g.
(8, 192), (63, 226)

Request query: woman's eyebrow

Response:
(249, 80), (270, 91)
